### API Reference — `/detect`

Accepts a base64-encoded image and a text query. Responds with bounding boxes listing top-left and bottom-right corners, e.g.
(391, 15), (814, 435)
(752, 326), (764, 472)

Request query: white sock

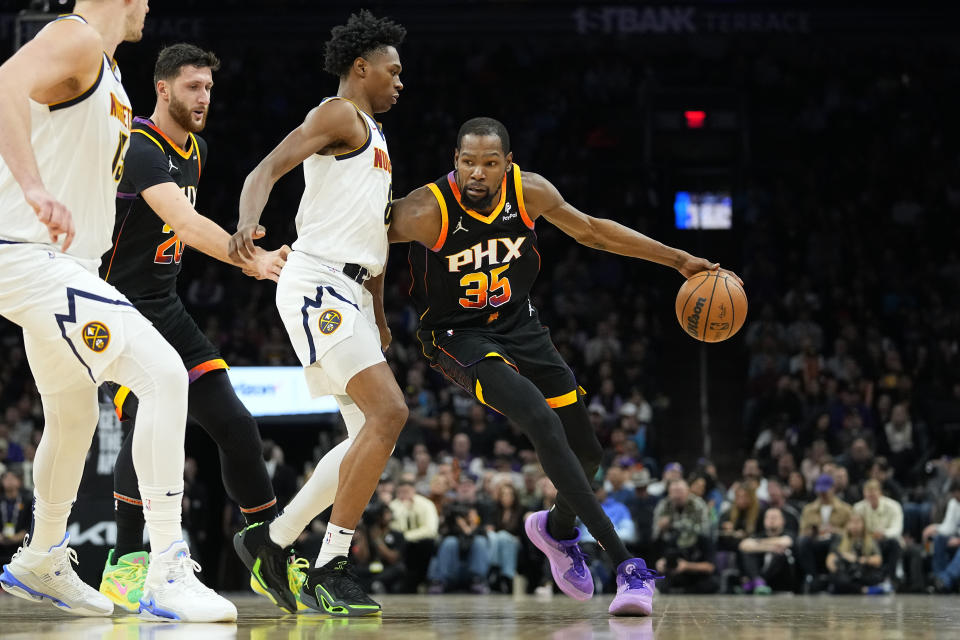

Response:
(140, 485), (185, 553)
(268, 437), (352, 548)
(29, 497), (73, 550)
(316, 524), (354, 567)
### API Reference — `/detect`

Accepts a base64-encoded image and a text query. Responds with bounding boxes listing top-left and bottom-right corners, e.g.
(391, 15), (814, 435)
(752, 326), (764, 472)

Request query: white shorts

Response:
(276, 250), (385, 398)
(0, 242), (155, 394)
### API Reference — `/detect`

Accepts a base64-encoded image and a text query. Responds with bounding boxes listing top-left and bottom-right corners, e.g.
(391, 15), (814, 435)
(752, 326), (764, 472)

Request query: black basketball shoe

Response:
(233, 521), (298, 613)
(300, 556), (381, 617)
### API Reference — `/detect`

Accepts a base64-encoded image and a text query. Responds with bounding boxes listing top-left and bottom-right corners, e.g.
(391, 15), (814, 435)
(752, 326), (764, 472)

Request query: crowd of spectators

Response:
(0, 7), (958, 597)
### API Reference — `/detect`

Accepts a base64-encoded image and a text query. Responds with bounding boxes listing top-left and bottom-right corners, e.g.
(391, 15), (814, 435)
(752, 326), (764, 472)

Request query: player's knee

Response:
(224, 414), (263, 458)
(579, 440), (603, 473)
(526, 419), (566, 453)
(155, 361), (188, 399)
(368, 398), (408, 436)
(518, 401), (555, 430)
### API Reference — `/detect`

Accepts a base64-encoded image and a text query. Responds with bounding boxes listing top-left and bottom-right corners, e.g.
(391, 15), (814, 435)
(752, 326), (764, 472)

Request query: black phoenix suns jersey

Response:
(101, 116), (206, 299)
(409, 164), (540, 333)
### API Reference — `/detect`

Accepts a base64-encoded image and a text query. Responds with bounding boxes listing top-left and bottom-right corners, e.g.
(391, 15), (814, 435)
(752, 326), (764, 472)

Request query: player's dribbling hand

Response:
(228, 223), (267, 262)
(25, 186), (75, 252)
(676, 250), (744, 287)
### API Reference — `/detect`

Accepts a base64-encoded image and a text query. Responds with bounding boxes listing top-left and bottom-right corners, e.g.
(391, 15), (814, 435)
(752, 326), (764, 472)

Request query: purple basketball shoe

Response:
(524, 510), (593, 601)
(608, 558), (661, 616)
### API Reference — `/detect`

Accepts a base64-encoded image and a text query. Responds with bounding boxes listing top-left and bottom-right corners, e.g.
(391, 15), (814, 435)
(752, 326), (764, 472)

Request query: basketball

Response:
(675, 270), (748, 342)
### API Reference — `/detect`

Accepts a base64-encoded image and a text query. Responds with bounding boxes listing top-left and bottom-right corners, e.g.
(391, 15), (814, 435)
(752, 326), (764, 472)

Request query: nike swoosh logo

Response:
(338, 530), (352, 535)
(113, 580), (128, 596)
(165, 491), (183, 496)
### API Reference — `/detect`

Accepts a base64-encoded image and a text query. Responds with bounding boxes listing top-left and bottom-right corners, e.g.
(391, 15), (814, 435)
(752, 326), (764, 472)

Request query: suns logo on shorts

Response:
(82, 321), (110, 353)
(318, 310), (343, 335)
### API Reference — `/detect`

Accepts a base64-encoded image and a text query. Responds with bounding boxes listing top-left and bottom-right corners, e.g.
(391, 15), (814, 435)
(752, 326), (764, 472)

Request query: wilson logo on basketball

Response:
(686, 297), (707, 336)
(318, 310), (343, 335)
(82, 321), (110, 353)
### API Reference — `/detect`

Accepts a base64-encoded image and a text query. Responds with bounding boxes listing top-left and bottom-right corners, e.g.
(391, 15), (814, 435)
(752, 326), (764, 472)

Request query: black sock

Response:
(242, 502), (279, 525)
(546, 507), (578, 541)
(114, 499), (146, 558)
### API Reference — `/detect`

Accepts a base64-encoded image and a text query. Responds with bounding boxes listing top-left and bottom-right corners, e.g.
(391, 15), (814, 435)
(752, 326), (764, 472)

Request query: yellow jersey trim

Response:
(447, 172), (508, 224)
(545, 389), (579, 409)
(427, 183), (449, 251)
(513, 165), (535, 229)
(132, 129), (165, 154)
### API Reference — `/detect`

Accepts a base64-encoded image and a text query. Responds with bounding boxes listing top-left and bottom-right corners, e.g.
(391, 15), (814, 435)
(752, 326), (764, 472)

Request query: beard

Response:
(169, 93), (207, 133)
(459, 184), (497, 210)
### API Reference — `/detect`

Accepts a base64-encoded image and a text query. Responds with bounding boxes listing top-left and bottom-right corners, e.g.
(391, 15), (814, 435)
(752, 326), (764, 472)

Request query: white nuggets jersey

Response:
(292, 97), (391, 277)
(0, 15), (132, 266)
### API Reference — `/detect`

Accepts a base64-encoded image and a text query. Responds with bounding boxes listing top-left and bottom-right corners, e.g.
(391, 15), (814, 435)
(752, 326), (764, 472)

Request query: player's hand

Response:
(25, 186), (75, 252)
(246, 244), (290, 282)
(228, 223), (266, 262)
(677, 251), (745, 287)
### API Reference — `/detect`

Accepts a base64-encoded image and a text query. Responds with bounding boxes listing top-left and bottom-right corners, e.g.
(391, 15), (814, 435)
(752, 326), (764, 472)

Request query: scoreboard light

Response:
(684, 110), (707, 129)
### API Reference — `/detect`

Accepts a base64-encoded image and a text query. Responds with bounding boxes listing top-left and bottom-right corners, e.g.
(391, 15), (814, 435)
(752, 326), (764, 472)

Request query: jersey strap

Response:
(426, 183), (449, 251)
(48, 57), (104, 112)
(512, 165), (535, 229)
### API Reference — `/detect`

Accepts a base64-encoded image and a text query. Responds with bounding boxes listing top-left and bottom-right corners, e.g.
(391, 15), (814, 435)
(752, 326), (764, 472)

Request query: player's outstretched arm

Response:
(0, 19), (102, 251)
(230, 99), (367, 262)
(386, 186), (444, 247)
(523, 172), (743, 284)
(141, 182), (289, 282)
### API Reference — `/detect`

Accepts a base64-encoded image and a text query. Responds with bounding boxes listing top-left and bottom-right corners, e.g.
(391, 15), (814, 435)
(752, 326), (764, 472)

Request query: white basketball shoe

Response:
(139, 540), (237, 622)
(0, 533), (113, 616)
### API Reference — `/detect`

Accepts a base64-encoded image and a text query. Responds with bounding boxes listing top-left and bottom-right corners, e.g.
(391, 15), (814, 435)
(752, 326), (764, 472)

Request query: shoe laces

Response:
(162, 549), (208, 594)
(289, 557), (310, 592)
(622, 561), (663, 590)
(48, 546), (92, 599)
(559, 540), (588, 577)
(110, 560), (148, 584)
(326, 561), (368, 602)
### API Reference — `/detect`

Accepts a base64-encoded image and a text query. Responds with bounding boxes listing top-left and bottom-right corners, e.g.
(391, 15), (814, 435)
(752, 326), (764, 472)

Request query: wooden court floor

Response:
(1, 593), (958, 639)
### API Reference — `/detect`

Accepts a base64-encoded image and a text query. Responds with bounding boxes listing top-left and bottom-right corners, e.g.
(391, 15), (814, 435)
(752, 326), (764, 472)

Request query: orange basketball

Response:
(675, 270), (747, 342)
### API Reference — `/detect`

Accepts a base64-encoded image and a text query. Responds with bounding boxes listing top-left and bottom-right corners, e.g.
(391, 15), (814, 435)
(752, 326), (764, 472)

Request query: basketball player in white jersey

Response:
(0, 1), (235, 621)
(228, 10), (407, 616)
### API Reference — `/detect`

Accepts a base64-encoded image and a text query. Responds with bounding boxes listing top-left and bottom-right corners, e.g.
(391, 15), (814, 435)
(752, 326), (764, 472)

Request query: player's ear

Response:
(453, 148), (459, 168)
(505, 151), (514, 172)
(353, 56), (367, 78)
(156, 79), (168, 102)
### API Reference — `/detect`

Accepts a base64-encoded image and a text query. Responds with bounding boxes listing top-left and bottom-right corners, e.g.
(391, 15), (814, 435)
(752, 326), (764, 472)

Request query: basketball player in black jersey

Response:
(94, 44), (289, 612)
(390, 117), (742, 616)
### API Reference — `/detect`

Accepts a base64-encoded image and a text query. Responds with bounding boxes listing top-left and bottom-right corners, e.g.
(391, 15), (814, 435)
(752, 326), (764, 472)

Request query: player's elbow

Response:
(575, 216), (604, 250)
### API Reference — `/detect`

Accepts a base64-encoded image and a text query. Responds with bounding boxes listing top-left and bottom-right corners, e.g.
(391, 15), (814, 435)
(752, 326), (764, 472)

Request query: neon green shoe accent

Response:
(99, 549), (149, 612)
(314, 584), (380, 615)
(289, 557), (310, 612)
(250, 556), (310, 612)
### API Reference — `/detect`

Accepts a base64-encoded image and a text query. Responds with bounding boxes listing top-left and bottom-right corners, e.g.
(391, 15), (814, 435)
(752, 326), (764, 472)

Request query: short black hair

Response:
(324, 10), (406, 78)
(154, 43), (220, 85)
(457, 117), (511, 154)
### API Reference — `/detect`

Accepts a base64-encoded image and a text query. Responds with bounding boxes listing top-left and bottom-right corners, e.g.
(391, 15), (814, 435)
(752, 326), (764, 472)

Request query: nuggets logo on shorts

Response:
(318, 310), (343, 335)
(82, 321), (110, 353)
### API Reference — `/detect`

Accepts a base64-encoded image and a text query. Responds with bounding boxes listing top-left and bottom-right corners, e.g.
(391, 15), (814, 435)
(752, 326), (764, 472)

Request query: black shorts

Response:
(103, 294), (224, 420)
(421, 307), (582, 409)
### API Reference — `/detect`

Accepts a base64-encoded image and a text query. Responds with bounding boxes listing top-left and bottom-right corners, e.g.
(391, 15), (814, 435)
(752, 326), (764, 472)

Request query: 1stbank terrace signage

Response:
(572, 6), (811, 35)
